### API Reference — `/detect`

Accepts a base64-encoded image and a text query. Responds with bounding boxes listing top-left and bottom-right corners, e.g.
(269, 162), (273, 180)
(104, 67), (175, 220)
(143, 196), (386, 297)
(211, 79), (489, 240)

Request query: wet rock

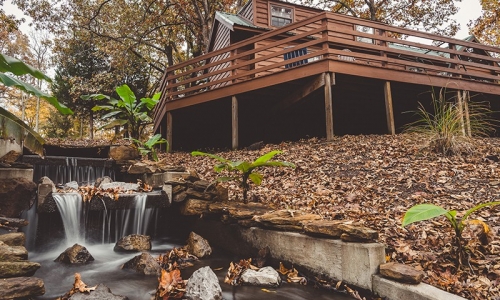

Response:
(302, 220), (348, 238)
(55, 244), (95, 264)
(69, 283), (128, 300)
(100, 182), (139, 191)
(241, 266), (281, 287)
(185, 266), (222, 300)
(122, 252), (161, 276)
(0, 232), (25, 246)
(181, 199), (211, 216)
(253, 210), (322, 231)
(186, 232), (212, 258)
(109, 145), (140, 161)
(114, 234), (151, 252)
(0, 177), (36, 218)
(338, 224), (379, 242)
(0, 276), (45, 299)
(379, 262), (425, 284)
(0, 261), (41, 278)
(0, 216), (29, 228)
(94, 176), (113, 188)
(0, 241), (28, 261)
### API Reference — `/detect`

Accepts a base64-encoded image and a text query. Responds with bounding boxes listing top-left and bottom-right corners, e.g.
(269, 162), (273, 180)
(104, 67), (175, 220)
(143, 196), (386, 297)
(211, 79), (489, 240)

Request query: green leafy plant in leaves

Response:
(404, 88), (495, 155)
(402, 201), (500, 267)
(81, 84), (160, 140)
(191, 150), (295, 203)
(129, 134), (168, 161)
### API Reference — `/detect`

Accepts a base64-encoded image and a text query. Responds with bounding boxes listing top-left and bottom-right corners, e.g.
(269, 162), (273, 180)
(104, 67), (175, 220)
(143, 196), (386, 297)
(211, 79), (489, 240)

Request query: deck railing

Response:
(154, 11), (500, 121)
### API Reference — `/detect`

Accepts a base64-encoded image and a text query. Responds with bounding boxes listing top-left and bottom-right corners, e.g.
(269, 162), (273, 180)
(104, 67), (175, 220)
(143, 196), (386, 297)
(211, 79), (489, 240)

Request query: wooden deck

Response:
(154, 11), (500, 150)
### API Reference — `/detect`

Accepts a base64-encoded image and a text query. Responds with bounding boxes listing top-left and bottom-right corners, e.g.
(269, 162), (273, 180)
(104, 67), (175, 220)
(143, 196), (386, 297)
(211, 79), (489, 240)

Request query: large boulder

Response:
(186, 232), (212, 258)
(0, 241), (28, 261)
(69, 284), (128, 300)
(0, 276), (45, 299)
(0, 261), (41, 278)
(0, 232), (25, 246)
(114, 234), (151, 252)
(38, 176), (56, 209)
(54, 244), (94, 264)
(0, 178), (36, 217)
(185, 266), (222, 300)
(122, 252), (161, 275)
(109, 145), (140, 161)
(240, 266), (281, 287)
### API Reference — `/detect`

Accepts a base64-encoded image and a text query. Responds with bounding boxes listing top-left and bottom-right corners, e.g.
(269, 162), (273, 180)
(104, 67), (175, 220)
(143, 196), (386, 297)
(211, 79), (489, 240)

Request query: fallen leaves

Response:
(224, 258), (259, 285)
(56, 273), (97, 300)
(155, 269), (186, 299)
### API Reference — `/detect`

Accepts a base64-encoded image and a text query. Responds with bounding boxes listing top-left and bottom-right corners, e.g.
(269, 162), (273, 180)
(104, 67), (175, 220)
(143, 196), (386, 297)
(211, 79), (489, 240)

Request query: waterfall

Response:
(21, 198), (38, 251)
(53, 193), (83, 246)
(132, 193), (154, 235)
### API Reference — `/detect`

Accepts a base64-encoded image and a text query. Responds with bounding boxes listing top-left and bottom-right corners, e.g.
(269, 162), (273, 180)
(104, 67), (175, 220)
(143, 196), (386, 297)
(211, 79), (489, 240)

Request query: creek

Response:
(24, 156), (354, 300)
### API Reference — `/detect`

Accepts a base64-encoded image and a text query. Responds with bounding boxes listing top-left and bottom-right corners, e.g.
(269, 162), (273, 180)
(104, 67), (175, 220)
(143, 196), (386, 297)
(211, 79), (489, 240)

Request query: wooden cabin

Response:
(153, 0), (500, 151)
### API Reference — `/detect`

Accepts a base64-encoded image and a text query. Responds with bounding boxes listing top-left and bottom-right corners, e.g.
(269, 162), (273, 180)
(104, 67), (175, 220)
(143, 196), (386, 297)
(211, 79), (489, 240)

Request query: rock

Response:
(38, 176), (56, 208)
(0, 177), (36, 218)
(0, 217), (29, 228)
(64, 181), (79, 190)
(338, 224), (379, 242)
(186, 232), (212, 258)
(0, 150), (21, 163)
(214, 185), (228, 202)
(0, 261), (41, 278)
(302, 220), (348, 238)
(379, 262), (425, 284)
(122, 252), (161, 275)
(0, 276), (45, 299)
(109, 145), (140, 161)
(241, 266), (281, 287)
(100, 182), (139, 191)
(174, 191), (188, 203)
(94, 176), (113, 188)
(128, 162), (149, 174)
(253, 210), (322, 231)
(193, 180), (211, 190)
(182, 169), (200, 182)
(55, 244), (95, 264)
(208, 202), (270, 220)
(0, 241), (28, 261)
(185, 266), (222, 300)
(0, 232), (25, 246)
(114, 234), (151, 252)
(181, 199), (211, 216)
(69, 283), (128, 300)
(185, 188), (213, 200)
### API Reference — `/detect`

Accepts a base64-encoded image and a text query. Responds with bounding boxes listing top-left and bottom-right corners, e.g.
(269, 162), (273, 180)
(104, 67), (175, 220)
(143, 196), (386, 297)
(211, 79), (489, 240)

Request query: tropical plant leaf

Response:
(116, 84), (136, 109)
(0, 106), (45, 156)
(99, 119), (128, 130)
(402, 204), (449, 227)
(253, 150), (283, 164)
(0, 53), (51, 82)
(462, 201), (500, 221)
(249, 172), (263, 185)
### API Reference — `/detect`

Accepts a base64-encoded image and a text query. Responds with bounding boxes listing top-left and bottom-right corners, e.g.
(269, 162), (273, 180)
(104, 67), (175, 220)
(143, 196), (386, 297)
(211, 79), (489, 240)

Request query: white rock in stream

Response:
(241, 266), (281, 287)
(185, 266), (222, 300)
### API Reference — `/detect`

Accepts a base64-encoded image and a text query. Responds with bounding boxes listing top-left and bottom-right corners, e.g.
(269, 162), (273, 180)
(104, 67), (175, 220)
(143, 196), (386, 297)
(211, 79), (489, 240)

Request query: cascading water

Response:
(52, 193), (83, 246)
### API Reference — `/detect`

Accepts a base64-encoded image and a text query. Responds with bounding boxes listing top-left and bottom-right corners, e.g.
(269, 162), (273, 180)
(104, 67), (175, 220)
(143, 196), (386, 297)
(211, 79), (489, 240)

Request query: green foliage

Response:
(0, 106), (45, 156)
(0, 53), (73, 115)
(402, 201), (500, 266)
(191, 150), (295, 203)
(404, 88), (496, 155)
(81, 84), (161, 140)
(130, 134), (168, 161)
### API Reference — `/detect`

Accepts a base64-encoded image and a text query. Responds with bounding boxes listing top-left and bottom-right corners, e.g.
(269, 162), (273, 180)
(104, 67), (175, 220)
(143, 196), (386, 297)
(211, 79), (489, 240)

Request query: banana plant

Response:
(402, 201), (500, 267)
(81, 84), (160, 140)
(129, 134), (168, 161)
(191, 150), (295, 203)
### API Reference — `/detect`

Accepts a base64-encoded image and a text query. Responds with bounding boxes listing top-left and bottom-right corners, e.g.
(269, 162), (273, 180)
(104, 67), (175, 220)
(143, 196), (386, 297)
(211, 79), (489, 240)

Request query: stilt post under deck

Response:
(166, 111), (173, 152)
(324, 72), (334, 140)
(232, 96), (238, 149)
(384, 81), (395, 135)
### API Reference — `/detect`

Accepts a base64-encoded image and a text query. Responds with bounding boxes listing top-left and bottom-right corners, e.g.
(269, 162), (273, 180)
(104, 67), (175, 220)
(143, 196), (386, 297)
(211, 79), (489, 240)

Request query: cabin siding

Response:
(209, 25), (231, 88)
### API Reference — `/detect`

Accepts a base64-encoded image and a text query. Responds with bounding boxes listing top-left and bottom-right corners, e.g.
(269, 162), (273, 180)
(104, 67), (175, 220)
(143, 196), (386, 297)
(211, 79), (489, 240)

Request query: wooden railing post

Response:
(384, 81), (395, 135)
(166, 111), (173, 152)
(322, 17), (330, 59)
(232, 96), (239, 149)
(378, 29), (387, 67)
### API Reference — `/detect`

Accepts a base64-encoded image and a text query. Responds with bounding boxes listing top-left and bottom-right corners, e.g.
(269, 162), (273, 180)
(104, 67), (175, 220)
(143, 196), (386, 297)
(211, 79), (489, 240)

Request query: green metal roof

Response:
(216, 11), (260, 29)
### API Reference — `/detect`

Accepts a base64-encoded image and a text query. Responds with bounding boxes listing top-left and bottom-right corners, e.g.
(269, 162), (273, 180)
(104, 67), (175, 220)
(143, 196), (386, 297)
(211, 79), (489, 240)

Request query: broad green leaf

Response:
(191, 151), (230, 163)
(0, 73), (72, 115)
(116, 84), (136, 108)
(81, 93), (110, 101)
(101, 110), (122, 119)
(249, 172), (263, 185)
(92, 105), (116, 112)
(253, 150), (283, 164)
(99, 119), (128, 130)
(402, 204), (449, 227)
(253, 161), (295, 168)
(0, 106), (45, 156)
(463, 201), (500, 221)
(0, 53), (51, 82)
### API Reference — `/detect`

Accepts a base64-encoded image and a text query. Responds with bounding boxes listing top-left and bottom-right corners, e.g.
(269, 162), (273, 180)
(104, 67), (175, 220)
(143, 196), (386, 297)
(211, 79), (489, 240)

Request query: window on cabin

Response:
(271, 5), (293, 27)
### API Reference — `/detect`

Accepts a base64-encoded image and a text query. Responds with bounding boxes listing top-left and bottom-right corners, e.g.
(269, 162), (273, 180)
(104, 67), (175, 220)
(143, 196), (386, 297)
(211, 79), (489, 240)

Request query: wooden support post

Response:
(383, 81), (395, 135)
(166, 111), (173, 152)
(463, 91), (471, 137)
(456, 90), (466, 136)
(232, 96), (238, 149)
(324, 72), (334, 140)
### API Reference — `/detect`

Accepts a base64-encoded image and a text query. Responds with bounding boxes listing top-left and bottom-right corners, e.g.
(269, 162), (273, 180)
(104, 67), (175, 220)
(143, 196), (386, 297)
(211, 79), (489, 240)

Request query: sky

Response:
(3, 0), (485, 39)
